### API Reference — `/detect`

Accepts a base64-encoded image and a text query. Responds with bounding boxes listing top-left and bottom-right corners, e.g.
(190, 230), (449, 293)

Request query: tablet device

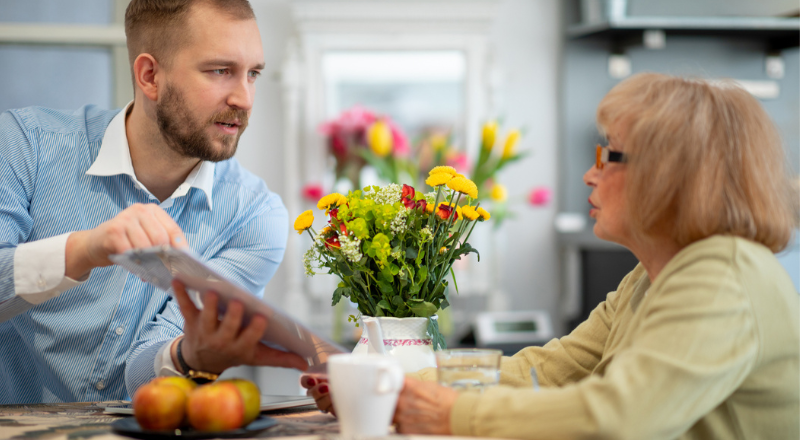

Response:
(110, 246), (346, 373)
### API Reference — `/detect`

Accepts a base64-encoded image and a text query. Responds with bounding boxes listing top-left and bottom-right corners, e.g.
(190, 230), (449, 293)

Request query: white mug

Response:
(327, 354), (405, 438)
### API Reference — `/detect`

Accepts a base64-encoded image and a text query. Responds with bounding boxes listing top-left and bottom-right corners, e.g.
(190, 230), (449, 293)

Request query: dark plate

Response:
(111, 416), (277, 439)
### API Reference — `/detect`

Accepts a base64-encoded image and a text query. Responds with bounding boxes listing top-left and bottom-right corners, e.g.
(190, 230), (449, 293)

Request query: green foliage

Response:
(303, 183), (487, 347)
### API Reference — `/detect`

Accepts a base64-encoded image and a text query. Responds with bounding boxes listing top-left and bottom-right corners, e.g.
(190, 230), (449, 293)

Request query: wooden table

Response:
(0, 401), (341, 440)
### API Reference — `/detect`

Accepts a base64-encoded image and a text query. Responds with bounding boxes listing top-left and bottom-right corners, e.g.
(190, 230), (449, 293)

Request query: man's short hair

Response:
(124, 0), (255, 74)
(597, 72), (799, 253)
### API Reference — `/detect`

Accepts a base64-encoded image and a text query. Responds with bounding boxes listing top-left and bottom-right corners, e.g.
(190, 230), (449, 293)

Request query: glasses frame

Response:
(595, 144), (627, 170)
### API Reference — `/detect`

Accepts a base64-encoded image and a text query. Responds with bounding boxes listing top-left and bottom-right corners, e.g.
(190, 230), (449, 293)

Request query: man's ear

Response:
(133, 53), (160, 102)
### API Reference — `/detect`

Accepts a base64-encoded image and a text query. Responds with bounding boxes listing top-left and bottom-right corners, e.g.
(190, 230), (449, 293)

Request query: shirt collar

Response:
(86, 101), (215, 211)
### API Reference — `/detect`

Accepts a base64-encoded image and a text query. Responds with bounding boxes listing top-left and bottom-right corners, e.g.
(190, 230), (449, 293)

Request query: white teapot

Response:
(351, 316), (438, 373)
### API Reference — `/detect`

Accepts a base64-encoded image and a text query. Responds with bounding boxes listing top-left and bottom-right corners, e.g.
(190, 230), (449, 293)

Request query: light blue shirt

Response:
(0, 104), (289, 403)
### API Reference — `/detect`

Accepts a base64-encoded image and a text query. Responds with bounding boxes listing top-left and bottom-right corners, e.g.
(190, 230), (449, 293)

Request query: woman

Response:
(304, 73), (800, 439)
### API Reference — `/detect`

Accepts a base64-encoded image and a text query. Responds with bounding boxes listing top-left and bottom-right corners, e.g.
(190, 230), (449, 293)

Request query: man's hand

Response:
(393, 377), (458, 435)
(171, 280), (309, 374)
(65, 203), (187, 279)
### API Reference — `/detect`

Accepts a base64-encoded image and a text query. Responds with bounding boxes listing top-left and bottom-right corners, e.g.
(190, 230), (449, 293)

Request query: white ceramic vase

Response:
(351, 316), (437, 373)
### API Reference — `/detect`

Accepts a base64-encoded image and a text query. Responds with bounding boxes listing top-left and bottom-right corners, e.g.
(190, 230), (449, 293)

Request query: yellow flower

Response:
(439, 246), (448, 255)
(428, 166), (457, 177)
(482, 121), (498, 151)
(446, 176), (478, 199)
(502, 130), (521, 159)
(293, 210), (314, 235)
(317, 193), (346, 210)
(476, 207), (491, 221)
(367, 120), (393, 157)
(461, 205), (480, 221)
(425, 202), (434, 213)
(430, 133), (448, 152)
(426, 172), (453, 187)
(490, 184), (508, 202)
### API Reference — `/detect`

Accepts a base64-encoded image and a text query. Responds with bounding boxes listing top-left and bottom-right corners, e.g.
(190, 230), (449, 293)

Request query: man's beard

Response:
(156, 84), (249, 162)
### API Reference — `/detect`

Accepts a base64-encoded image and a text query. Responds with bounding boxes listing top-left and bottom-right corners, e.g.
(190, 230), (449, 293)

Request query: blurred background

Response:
(1, 0), (798, 393)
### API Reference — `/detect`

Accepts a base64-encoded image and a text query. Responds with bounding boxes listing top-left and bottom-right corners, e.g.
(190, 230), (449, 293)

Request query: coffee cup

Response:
(327, 354), (404, 438)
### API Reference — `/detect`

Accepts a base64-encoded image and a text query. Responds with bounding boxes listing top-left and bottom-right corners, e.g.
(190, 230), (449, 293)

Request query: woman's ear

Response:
(133, 53), (160, 102)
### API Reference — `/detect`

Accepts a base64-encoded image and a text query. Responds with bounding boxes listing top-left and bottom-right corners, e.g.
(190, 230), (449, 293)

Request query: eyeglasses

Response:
(596, 144), (627, 170)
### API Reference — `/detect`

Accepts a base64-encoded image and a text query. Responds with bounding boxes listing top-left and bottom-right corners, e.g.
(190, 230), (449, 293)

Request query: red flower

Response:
(401, 184), (415, 200)
(339, 222), (348, 235)
(325, 236), (340, 249)
(436, 204), (457, 221)
(415, 199), (427, 212)
(402, 198), (417, 209)
(326, 134), (348, 158)
(329, 208), (339, 220)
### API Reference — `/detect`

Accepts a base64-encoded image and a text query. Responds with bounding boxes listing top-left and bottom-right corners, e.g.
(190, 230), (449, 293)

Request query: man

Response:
(0, 0), (307, 404)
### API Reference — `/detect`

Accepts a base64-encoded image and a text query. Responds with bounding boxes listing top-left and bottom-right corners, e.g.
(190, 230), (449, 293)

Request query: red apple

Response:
(133, 382), (188, 431)
(186, 382), (245, 431)
(151, 376), (197, 397)
(222, 379), (261, 425)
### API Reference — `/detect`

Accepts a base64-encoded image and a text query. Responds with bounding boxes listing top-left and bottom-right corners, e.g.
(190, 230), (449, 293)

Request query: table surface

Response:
(0, 401), (341, 440)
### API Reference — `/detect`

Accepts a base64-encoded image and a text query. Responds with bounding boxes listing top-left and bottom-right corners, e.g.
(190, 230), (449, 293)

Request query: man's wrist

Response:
(176, 338), (219, 384)
(64, 231), (93, 280)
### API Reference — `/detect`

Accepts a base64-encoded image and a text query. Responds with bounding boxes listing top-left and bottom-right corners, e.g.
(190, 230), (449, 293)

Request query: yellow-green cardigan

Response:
(416, 235), (799, 439)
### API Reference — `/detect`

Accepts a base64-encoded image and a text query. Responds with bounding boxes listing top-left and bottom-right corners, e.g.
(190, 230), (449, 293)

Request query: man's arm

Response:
(123, 194), (307, 394)
(0, 111), (89, 320)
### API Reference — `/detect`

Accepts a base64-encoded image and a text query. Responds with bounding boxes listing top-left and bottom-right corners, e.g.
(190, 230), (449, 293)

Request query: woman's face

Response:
(583, 124), (632, 247)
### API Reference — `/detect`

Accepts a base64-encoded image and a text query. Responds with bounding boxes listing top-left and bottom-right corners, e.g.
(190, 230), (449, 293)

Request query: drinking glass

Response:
(435, 348), (502, 391)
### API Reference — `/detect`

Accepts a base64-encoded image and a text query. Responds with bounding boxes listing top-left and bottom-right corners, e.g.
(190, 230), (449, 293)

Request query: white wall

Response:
(235, 0), (296, 306)
(488, 0), (561, 325)
(236, 0), (564, 335)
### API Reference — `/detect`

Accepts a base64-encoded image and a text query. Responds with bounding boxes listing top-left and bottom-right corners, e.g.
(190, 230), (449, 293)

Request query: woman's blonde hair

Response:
(597, 72), (799, 252)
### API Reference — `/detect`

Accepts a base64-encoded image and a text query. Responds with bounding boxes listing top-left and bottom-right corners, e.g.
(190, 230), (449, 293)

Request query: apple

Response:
(222, 379), (261, 425)
(133, 382), (188, 431)
(151, 376), (197, 397)
(186, 382), (245, 431)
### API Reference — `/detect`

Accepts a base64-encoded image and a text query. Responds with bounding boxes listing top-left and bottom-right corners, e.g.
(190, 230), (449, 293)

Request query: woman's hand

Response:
(300, 374), (336, 415)
(393, 377), (458, 435)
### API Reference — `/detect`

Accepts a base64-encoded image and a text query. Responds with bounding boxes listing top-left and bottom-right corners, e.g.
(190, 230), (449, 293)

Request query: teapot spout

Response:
(363, 318), (386, 355)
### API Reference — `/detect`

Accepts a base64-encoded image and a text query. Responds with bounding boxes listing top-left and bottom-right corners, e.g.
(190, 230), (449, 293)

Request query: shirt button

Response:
(95, 380), (105, 390)
(115, 327), (124, 335)
(37, 276), (46, 288)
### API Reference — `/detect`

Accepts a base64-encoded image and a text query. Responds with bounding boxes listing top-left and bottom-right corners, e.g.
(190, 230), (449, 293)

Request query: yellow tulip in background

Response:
(481, 121), (498, 151)
(468, 122), (531, 227)
(502, 130), (521, 160)
(367, 120), (393, 157)
(490, 183), (508, 202)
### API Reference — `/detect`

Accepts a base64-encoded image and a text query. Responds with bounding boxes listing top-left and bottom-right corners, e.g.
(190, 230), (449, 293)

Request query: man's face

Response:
(156, 4), (264, 162)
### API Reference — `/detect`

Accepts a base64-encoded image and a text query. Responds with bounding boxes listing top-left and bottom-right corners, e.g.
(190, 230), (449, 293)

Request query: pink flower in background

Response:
(302, 182), (324, 201)
(528, 186), (552, 207)
(388, 121), (410, 157)
(445, 151), (470, 173)
(318, 106), (377, 137)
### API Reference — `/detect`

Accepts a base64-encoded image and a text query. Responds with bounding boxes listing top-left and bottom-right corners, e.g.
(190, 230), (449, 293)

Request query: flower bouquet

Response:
(294, 167), (490, 349)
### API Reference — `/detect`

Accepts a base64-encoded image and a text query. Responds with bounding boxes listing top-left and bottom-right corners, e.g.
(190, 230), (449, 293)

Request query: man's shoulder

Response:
(212, 158), (284, 209)
(5, 105), (120, 144)
(213, 158), (268, 193)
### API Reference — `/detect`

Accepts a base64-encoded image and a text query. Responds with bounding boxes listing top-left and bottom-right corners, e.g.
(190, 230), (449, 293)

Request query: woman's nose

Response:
(583, 165), (599, 187)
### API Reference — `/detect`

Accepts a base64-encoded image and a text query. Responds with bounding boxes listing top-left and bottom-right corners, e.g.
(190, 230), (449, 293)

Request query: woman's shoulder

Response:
(662, 235), (797, 307)
(669, 235), (775, 270)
